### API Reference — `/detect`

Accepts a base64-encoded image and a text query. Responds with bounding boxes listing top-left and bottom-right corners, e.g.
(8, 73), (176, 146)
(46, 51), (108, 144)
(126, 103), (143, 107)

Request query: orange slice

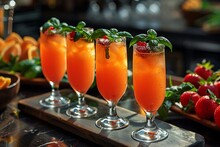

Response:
(23, 36), (38, 46)
(5, 32), (23, 44)
(27, 46), (39, 60)
(0, 38), (5, 53)
(0, 76), (11, 90)
(0, 41), (21, 63)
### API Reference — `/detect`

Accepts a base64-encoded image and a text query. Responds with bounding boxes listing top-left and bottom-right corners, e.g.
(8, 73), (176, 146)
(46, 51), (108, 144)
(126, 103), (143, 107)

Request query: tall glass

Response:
(132, 45), (168, 142)
(39, 30), (70, 108)
(95, 37), (129, 130)
(66, 32), (97, 118)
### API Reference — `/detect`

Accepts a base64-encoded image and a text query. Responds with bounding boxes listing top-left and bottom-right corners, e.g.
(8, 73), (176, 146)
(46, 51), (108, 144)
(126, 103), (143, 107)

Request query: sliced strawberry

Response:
(183, 73), (202, 89)
(136, 41), (150, 53)
(98, 38), (110, 46)
(195, 95), (218, 119)
(69, 31), (76, 40)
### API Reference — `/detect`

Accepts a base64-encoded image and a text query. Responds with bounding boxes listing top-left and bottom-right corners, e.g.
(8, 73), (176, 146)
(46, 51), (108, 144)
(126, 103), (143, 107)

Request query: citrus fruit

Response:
(5, 32), (23, 44)
(0, 76), (11, 90)
(0, 41), (22, 63)
(27, 46), (39, 60)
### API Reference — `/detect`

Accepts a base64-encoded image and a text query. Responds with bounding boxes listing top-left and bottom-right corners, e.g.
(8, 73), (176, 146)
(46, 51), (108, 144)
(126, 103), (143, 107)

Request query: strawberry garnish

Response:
(136, 41), (150, 53)
(98, 37), (111, 59)
(69, 31), (76, 41)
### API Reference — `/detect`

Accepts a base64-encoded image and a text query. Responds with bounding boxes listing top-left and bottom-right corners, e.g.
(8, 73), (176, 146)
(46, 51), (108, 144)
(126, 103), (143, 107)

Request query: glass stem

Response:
(76, 92), (86, 107)
(108, 101), (117, 118)
(145, 111), (158, 131)
(49, 81), (61, 99)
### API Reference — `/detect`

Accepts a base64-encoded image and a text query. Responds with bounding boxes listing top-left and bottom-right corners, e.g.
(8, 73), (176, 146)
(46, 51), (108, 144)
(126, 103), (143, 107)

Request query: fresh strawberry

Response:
(69, 31), (76, 40)
(180, 91), (200, 112)
(198, 83), (219, 98)
(195, 95), (218, 119)
(98, 37), (110, 46)
(183, 73), (202, 88)
(214, 105), (220, 127)
(214, 81), (220, 98)
(194, 60), (213, 80)
(136, 41), (150, 53)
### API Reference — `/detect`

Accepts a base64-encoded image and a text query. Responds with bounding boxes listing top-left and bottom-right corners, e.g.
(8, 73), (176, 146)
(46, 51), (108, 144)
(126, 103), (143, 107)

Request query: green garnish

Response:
(92, 28), (133, 59)
(129, 29), (173, 51)
(42, 17), (68, 35)
(62, 21), (94, 42)
(91, 28), (133, 42)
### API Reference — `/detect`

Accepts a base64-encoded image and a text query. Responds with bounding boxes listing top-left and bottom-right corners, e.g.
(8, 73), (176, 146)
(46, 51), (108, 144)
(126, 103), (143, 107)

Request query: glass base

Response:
(131, 127), (168, 143)
(39, 96), (70, 108)
(96, 116), (129, 130)
(66, 105), (97, 118)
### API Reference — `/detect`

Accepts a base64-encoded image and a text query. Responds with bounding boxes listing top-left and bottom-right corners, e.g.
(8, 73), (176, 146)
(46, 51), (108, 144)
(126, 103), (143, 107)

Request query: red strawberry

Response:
(194, 60), (213, 80)
(214, 81), (220, 98)
(195, 95), (218, 119)
(45, 26), (55, 35)
(214, 105), (220, 127)
(183, 73), (202, 88)
(198, 83), (219, 98)
(98, 37), (110, 46)
(69, 31), (76, 40)
(136, 41), (150, 53)
(180, 91), (200, 112)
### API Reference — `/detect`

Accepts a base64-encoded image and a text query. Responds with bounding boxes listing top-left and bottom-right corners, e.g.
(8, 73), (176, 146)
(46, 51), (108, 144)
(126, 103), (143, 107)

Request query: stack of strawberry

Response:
(180, 60), (220, 128)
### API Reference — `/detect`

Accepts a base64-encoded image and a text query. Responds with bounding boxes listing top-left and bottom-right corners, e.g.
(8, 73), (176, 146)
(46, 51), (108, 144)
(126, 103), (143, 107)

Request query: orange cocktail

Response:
(66, 31), (97, 118)
(133, 46), (166, 113)
(67, 38), (95, 94)
(95, 37), (129, 130)
(96, 38), (127, 103)
(39, 25), (70, 108)
(40, 32), (66, 85)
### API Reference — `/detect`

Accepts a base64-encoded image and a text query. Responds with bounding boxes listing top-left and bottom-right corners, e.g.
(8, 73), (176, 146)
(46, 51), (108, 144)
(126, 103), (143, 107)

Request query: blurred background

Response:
(2, 0), (220, 76)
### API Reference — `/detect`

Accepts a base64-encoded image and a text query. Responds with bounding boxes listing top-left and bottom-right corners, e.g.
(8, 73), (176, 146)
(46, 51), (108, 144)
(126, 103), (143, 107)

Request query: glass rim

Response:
(133, 44), (165, 54)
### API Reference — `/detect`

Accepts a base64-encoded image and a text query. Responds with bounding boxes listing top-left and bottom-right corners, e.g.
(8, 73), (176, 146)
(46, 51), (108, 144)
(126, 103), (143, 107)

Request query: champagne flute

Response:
(95, 35), (129, 130)
(66, 26), (97, 118)
(39, 18), (70, 108)
(130, 29), (172, 142)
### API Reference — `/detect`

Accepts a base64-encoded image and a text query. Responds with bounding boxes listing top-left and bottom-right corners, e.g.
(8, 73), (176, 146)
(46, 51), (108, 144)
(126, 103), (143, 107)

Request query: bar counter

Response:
(0, 75), (219, 146)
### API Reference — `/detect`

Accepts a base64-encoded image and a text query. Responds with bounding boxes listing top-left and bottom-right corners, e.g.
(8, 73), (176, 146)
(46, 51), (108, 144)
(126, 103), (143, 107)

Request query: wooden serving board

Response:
(18, 89), (204, 147)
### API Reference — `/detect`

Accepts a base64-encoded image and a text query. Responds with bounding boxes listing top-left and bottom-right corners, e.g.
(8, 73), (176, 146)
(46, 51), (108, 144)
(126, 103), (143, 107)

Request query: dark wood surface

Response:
(18, 89), (204, 147)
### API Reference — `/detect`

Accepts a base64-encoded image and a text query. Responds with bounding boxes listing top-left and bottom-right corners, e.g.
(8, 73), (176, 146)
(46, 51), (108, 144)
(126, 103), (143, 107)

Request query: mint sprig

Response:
(62, 21), (94, 42)
(92, 28), (132, 59)
(42, 17), (68, 35)
(91, 28), (133, 42)
(129, 29), (172, 51)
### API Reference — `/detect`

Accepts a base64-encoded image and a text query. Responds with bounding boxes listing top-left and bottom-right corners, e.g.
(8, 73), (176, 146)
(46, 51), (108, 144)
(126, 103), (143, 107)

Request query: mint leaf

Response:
(157, 36), (172, 51)
(129, 29), (173, 52)
(129, 34), (147, 47)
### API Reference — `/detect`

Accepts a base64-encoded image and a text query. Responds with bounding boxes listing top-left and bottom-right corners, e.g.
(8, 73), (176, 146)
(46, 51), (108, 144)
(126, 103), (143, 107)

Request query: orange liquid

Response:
(66, 37), (95, 94)
(40, 32), (66, 85)
(96, 38), (127, 103)
(133, 47), (166, 113)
